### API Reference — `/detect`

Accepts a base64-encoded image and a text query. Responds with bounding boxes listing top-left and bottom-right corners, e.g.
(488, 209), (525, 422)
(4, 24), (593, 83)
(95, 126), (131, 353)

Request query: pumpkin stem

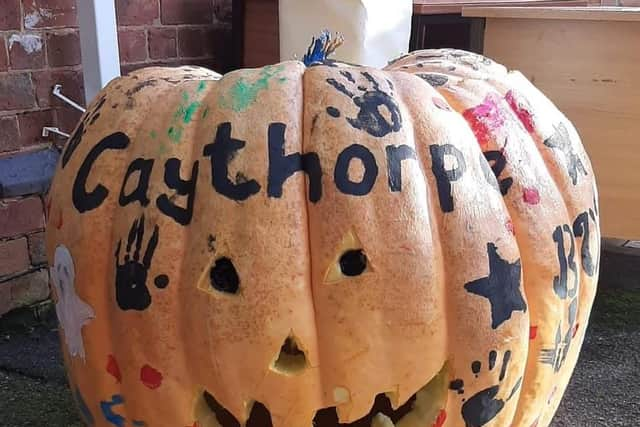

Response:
(302, 30), (344, 66)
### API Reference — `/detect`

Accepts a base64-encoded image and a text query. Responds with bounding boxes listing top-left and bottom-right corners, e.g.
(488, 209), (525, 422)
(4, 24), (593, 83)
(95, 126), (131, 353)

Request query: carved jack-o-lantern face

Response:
(46, 49), (599, 427)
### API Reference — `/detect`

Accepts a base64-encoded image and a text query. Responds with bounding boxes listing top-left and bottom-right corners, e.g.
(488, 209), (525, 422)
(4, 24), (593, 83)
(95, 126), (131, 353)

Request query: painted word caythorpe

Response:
(70, 121), (507, 225)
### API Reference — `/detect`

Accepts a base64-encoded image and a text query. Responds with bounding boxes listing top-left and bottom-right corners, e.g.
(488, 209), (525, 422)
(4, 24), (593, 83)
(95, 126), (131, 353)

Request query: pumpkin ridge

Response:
(496, 76), (599, 427)
(480, 73), (597, 427)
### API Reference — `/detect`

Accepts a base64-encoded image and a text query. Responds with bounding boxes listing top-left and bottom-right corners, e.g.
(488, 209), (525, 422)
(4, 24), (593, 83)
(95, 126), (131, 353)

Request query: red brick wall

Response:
(0, 0), (232, 316)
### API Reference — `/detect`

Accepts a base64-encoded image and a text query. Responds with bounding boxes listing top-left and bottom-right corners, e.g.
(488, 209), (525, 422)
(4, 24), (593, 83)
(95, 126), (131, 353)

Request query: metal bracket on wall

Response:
(52, 84), (86, 113)
(42, 127), (70, 139)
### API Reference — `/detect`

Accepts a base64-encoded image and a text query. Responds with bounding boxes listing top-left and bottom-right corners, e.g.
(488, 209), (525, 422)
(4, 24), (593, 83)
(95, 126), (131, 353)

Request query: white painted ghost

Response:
(51, 245), (95, 361)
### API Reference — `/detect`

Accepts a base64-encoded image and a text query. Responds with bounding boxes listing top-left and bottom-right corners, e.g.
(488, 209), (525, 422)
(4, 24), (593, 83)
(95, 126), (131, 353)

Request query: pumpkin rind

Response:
(45, 50), (599, 427)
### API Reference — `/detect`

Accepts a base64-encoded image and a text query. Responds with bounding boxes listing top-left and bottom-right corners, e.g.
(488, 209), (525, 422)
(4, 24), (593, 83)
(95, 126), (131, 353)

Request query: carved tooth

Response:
(371, 413), (395, 427)
(333, 387), (351, 404)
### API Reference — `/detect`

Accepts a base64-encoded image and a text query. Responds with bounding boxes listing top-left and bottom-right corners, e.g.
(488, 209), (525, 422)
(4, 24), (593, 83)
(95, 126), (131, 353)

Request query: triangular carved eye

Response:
(324, 229), (374, 284)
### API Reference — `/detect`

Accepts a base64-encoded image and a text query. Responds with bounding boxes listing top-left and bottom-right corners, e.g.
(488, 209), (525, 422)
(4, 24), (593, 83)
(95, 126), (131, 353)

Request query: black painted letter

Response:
(334, 144), (378, 196)
(267, 122), (322, 203)
(119, 158), (154, 207)
(156, 158), (199, 226)
(572, 211), (595, 277)
(386, 144), (417, 192)
(72, 132), (130, 213)
(203, 123), (261, 201)
(552, 225), (579, 299)
(430, 144), (467, 213)
(482, 150), (513, 196)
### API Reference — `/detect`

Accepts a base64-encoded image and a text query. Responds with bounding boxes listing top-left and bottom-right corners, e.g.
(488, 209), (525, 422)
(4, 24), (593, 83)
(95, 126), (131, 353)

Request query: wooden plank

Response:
(414, 0), (588, 14)
(480, 16), (640, 238)
(464, 6), (640, 20)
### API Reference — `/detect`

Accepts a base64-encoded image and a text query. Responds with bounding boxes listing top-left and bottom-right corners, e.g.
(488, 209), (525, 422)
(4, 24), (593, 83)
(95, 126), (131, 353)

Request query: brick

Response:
(161, 0), (213, 24)
(23, 0), (77, 29)
(17, 109), (55, 148)
(118, 29), (147, 64)
(0, 36), (8, 71)
(0, 282), (11, 315)
(0, 116), (20, 153)
(214, 0), (232, 23)
(46, 30), (81, 67)
(8, 33), (46, 70)
(28, 231), (47, 265)
(0, 237), (30, 277)
(0, 73), (36, 110)
(148, 27), (177, 60)
(0, 0), (20, 30)
(116, 0), (159, 26)
(3, 269), (50, 315)
(0, 197), (45, 239)
(55, 106), (83, 136)
(178, 27), (219, 58)
(32, 69), (85, 108)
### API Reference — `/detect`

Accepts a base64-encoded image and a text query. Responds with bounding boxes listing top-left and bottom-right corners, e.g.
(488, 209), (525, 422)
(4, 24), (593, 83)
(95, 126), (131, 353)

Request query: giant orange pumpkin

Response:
(45, 48), (600, 427)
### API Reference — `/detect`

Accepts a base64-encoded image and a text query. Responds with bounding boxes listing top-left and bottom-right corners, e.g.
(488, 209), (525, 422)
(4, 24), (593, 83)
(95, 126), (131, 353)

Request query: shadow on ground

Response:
(0, 275), (638, 426)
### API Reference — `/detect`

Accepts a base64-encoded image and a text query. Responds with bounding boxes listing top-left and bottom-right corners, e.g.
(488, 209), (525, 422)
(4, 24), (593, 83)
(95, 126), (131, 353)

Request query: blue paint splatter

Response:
(75, 387), (95, 426)
(100, 395), (126, 427)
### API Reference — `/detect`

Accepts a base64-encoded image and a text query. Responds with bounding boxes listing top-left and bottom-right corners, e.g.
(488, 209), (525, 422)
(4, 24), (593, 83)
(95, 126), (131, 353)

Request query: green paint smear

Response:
(201, 106), (210, 119)
(166, 82), (208, 143)
(219, 65), (287, 112)
(167, 126), (182, 143)
(150, 130), (157, 139)
(183, 101), (201, 124)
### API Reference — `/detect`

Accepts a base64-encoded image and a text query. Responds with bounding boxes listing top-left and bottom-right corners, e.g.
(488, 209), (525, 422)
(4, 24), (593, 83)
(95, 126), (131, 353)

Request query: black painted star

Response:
(544, 123), (587, 185)
(465, 243), (526, 329)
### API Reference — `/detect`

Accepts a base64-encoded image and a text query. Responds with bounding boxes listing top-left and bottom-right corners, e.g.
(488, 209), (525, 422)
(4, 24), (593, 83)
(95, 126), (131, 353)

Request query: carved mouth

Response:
(196, 364), (448, 427)
(312, 392), (417, 427)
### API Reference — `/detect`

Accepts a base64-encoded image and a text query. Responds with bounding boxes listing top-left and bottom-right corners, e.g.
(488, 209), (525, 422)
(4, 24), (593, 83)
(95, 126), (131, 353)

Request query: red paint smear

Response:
(506, 220), (515, 235)
(572, 323), (580, 338)
(529, 326), (538, 340)
(523, 188), (541, 205)
(432, 409), (447, 427)
(45, 198), (52, 219)
(433, 97), (451, 111)
(462, 93), (507, 147)
(106, 354), (122, 383)
(530, 418), (540, 427)
(55, 210), (63, 229)
(505, 90), (536, 134)
(140, 364), (163, 389)
(547, 385), (558, 404)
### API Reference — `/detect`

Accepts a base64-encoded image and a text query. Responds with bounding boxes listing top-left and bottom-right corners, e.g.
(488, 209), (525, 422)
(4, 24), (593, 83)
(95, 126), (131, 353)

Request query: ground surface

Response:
(0, 284), (638, 426)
